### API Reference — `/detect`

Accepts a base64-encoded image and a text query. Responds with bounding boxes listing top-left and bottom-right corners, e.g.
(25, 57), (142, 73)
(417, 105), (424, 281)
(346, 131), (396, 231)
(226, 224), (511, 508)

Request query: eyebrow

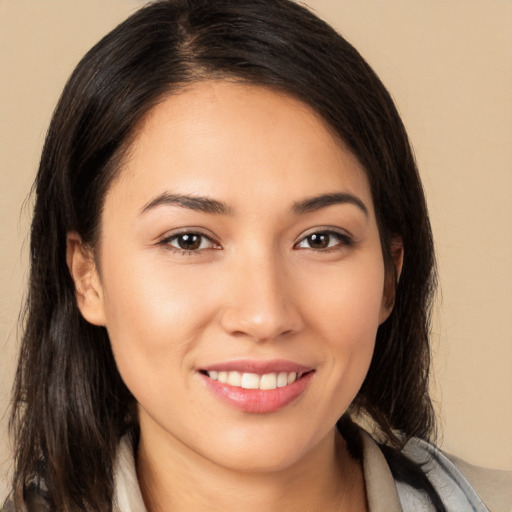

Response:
(140, 191), (368, 217)
(293, 192), (368, 217)
(140, 192), (232, 215)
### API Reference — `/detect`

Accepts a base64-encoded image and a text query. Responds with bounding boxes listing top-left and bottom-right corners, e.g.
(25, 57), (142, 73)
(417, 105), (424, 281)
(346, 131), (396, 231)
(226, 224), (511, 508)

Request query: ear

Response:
(379, 236), (404, 324)
(66, 232), (106, 326)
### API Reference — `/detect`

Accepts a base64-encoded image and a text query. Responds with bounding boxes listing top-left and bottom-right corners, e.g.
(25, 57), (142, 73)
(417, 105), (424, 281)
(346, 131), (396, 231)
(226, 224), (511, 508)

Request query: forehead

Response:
(107, 80), (373, 216)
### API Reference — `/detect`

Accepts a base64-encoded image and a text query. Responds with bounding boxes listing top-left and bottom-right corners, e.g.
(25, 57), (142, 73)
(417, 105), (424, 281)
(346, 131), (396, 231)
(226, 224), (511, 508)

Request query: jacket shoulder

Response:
(402, 438), (511, 512)
(445, 453), (512, 512)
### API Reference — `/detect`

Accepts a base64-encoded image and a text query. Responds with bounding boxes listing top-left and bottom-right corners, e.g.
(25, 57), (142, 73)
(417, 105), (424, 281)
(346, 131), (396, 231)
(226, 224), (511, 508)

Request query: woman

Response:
(3, 0), (510, 511)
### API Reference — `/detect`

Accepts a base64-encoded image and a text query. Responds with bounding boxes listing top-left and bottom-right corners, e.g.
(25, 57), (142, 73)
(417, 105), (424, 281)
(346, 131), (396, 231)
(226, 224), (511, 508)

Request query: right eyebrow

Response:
(292, 192), (368, 217)
(139, 192), (233, 216)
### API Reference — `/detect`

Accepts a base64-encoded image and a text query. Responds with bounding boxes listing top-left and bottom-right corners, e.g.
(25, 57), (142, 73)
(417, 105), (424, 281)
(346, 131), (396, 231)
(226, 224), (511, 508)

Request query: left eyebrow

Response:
(292, 192), (369, 217)
(140, 192), (232, 215)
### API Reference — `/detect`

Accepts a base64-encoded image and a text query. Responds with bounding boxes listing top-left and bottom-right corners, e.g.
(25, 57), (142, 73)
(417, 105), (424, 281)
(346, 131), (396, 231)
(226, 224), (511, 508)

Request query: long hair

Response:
(9, 0), (437, 509)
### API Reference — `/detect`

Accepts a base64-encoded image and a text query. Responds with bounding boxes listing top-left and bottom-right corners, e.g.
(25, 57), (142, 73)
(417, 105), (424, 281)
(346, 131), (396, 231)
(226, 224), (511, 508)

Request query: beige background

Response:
(1, 0), (511, 500)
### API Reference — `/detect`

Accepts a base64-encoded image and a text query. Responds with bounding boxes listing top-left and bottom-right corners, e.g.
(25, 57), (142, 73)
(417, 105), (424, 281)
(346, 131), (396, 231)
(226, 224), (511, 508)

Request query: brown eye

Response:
(296, 231), (352, 251)
(306, 233), (330, 249)
(162, 232), (219, 253)
(175, 234), (202, 251)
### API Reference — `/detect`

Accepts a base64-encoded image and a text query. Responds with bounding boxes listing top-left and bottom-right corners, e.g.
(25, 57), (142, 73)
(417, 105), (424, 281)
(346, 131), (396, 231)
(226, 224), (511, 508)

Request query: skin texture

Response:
(68, 81), (400, 511)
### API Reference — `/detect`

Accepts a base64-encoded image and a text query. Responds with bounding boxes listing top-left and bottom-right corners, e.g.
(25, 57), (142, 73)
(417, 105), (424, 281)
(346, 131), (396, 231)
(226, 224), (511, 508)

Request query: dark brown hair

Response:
(9, 0), (437, 509)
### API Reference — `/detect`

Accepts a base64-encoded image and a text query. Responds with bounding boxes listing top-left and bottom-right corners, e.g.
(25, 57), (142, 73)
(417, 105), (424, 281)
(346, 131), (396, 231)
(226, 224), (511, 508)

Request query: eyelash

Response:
(158, 229), (353, 256)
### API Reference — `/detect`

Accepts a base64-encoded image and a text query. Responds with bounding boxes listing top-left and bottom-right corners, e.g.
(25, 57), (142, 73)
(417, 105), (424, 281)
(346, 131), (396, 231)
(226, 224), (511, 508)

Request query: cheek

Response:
(300, 255), (385, 389)
(302, 253), (386, 340)
(98, 249), (218, 395)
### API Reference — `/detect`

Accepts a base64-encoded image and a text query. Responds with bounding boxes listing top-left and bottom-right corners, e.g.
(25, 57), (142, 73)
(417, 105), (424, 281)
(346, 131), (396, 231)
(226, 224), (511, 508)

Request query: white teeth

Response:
(277, 372), (288, 387)
(259, 373), (277, 390)
(206, 370), (304, 390)
(227, 371), (242, 387)
(241, 373), (260, 389)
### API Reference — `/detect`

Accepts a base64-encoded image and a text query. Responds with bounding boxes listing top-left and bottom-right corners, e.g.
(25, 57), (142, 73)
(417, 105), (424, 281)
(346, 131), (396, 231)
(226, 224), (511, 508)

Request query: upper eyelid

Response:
(296, 226), (353, 241)
(158, 227), (219, 243)
(158, 232), (221, 254)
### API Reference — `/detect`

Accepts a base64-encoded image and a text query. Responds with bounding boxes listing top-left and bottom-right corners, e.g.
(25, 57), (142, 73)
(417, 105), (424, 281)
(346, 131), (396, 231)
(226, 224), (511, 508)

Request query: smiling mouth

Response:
(198, 365), (315, 413)
(199, 369), (313, 391)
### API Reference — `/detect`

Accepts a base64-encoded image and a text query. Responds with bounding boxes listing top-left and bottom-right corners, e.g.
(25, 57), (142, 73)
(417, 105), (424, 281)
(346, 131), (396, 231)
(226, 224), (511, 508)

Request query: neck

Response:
(136, 425), (367, 512)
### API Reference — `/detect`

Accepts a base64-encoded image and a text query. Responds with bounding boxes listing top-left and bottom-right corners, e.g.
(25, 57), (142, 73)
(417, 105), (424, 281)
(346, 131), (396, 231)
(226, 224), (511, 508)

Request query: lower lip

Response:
(199, 372), (314, 413)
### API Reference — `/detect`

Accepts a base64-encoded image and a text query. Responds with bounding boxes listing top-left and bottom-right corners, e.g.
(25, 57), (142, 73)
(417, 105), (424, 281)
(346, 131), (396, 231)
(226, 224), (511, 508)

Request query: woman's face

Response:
(80, 81), (392, 472)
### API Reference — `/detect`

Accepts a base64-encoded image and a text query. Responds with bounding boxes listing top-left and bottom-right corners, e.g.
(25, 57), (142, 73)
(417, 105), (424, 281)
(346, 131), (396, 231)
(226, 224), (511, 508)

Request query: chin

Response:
(196, 422), (332, 474)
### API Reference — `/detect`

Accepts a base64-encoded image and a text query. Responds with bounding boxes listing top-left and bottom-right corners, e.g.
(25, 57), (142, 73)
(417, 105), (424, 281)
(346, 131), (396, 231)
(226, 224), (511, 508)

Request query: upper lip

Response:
(199, 359), (314, 375)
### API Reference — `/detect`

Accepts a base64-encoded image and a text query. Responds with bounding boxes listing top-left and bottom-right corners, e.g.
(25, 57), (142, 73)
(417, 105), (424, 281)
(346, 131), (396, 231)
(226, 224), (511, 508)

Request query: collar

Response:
(112, 435), (147, 512)
(359, 429), (403, 511)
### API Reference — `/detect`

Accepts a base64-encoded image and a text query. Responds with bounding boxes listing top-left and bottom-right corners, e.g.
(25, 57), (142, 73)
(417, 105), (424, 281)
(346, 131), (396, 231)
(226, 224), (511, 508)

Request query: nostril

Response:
(218, 297), (304, 342)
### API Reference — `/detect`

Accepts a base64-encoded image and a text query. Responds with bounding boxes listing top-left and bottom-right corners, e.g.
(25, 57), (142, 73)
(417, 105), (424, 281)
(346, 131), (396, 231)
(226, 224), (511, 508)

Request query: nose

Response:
(219, 252), (304, 342)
